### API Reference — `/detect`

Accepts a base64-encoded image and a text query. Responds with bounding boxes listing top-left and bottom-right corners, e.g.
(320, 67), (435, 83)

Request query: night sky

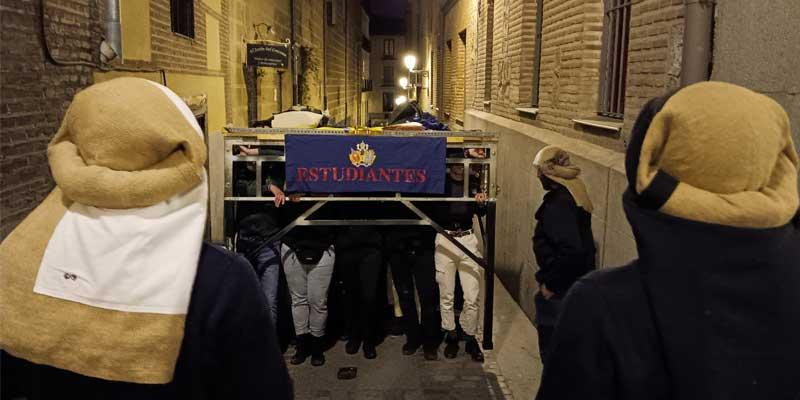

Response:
(370, 0), (407, 18)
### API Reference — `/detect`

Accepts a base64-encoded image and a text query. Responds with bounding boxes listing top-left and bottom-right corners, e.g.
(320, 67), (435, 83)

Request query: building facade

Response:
(367, 17), (406, 124)
(410, 0), (800, 321)
(0, 0), (367, 238)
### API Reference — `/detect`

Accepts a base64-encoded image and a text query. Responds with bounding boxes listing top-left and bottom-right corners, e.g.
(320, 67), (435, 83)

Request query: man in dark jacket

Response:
(432, 164), (487, 362)
(531, 145), (596, 363)
(537, 82), (800, 400)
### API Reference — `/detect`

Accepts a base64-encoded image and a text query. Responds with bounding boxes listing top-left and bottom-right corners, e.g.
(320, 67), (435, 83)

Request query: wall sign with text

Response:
(246, 42), (289, 68)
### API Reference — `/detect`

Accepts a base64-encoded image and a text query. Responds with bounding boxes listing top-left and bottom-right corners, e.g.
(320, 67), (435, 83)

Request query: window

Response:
(531, 0), (544, 106)
(170, 0), (195, 38)
(383, 39), (395, 57)
(383, 66), (394, 86)
(598, 0), (632, 118)
(382, 93), (394, 112)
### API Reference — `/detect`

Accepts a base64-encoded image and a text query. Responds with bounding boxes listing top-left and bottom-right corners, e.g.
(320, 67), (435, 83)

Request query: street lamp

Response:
(403, 54), (417, 72)
(394, 95), (408, 106)
(398, 77), (409, 90)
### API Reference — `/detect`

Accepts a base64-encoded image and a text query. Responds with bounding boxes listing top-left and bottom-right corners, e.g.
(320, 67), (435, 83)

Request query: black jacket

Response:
(431, 175), (486, 231)
(1, 244), (293, 400)
(532, 186), (596, 295)
(537, 192), (800, 400)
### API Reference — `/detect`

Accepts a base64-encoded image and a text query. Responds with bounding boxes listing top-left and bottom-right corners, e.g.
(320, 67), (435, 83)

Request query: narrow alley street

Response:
(1, 0), (799, 399)
(288, 280), (542, 400)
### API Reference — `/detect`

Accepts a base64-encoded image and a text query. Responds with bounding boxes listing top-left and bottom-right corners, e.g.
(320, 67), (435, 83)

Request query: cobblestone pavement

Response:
(287, 335), (514, 400)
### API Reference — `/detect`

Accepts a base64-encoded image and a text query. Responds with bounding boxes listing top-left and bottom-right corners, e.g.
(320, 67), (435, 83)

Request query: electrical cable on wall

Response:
(40, 0), (167, 82)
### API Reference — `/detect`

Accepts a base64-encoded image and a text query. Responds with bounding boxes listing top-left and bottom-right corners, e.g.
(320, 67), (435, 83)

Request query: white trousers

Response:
(434, 233), (482, 336)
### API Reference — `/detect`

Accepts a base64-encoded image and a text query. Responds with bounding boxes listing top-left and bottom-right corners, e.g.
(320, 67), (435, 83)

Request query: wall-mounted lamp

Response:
(403, 54), (417, 72)
(398, 77), (409, 90)
(395, 95), (408, 106)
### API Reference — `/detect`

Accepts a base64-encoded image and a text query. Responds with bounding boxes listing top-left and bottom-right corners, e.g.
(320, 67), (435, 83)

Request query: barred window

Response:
(170, 0), (195, 38)
(598, 0), (631, 118)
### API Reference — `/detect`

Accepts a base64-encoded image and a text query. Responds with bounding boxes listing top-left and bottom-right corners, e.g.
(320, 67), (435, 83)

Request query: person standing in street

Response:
(537, 82), (800, 400)
(433, 164), (487, 362)
(0, 78), (292, 399)
(531, 145), (596, 363)
(386, 225), (441, 360)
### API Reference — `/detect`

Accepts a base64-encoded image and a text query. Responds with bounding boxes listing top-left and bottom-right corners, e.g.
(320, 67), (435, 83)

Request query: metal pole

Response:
(681, 0), (715, 86)
(290, 0), (298, 105)
(482, 200), (496, 350)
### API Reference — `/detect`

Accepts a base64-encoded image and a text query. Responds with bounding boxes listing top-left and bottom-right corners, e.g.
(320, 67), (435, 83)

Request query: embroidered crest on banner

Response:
(349, 141), (377, 167)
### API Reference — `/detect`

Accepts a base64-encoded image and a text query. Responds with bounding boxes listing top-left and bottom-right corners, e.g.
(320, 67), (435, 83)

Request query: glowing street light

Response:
(394, 95), (408, 106)
(398, 76), (409, 89)
(403, 54), (417, 71)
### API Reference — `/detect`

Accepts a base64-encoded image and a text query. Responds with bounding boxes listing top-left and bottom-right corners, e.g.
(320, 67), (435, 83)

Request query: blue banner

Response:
(285, 135), (446, 193)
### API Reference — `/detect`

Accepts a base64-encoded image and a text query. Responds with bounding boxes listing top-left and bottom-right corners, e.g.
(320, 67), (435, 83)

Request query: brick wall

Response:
(0, 0), (99, 238)
(622, 0), (684, 140)
(426, 0), (684, 151)
(324, 0), (362, 125)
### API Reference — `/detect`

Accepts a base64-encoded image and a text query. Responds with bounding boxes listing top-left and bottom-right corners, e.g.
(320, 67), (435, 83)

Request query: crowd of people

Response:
(232, 146), (491, 365)
(1, 77), (798, 400)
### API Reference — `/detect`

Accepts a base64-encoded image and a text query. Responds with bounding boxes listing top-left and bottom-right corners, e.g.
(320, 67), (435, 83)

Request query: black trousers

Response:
(389, 246), (441, 351)
(338, 246), (384, 346)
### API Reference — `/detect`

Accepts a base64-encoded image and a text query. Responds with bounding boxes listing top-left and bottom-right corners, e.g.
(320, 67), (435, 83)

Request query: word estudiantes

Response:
(295, 167), (428, 183)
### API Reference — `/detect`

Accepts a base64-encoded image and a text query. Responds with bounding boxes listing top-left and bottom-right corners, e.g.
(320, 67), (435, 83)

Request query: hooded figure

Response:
(531, 146), (596, 363)
(536, 82), (800, 400)
(0, 78), (291, 399)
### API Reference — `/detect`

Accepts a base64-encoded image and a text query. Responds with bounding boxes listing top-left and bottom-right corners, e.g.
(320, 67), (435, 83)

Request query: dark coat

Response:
(1, 244), (293, 400)
(536, 192), (800, 400)
(532, 185), (596, 296)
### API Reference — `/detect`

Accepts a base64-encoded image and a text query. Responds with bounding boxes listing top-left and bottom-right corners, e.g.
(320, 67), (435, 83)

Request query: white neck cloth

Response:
(33, 81), (208, 314)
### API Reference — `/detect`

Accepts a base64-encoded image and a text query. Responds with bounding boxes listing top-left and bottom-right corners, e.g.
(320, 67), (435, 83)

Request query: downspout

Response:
(681, 0), (715, 86)
(290, 0), (298, 106)
(344, 0), (349, 124)
(100, 0), (122, 63)
(323, 3), (328, 110)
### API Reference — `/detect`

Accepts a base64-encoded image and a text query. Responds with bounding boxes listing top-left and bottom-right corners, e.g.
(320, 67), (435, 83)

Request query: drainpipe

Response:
(100, 0), (122, 63)
(681, 0), (715, 86)
(290, 0), (298, 106)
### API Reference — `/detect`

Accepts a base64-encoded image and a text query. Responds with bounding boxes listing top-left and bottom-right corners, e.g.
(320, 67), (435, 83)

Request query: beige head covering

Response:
(0, 78), (207, 384)
(636, 81), (799, 228)
(533, 145), (594, 213)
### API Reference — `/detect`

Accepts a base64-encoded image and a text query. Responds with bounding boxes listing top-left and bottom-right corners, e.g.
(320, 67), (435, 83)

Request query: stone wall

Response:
(712, 0), (800, 157)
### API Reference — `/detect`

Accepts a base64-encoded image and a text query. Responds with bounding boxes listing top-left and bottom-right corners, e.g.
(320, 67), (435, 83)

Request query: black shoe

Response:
(310, 336), (326, 367)
(423, 347), (439, 361)
(363, 344), (377, 359)
(402, 341), (421, 356)
(290, 334), (310, 365)
(345, 339), (361, 355)
(465, 336), (484, 363)
(443, 330), (459, 359)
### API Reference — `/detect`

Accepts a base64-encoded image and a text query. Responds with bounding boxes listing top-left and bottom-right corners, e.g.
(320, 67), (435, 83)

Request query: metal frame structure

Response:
(208, 127), (499, 349)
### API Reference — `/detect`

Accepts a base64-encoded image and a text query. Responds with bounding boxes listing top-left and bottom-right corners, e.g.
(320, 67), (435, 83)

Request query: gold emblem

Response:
(349, 141), (377, 167)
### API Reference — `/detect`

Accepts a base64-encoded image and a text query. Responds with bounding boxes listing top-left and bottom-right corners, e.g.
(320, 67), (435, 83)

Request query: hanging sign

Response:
(246, 42), (289, 68)
(285, 135), (446, 194)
